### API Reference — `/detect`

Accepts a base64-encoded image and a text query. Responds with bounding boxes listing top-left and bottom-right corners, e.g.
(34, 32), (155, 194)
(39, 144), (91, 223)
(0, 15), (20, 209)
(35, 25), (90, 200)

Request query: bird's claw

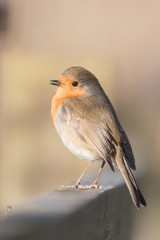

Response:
(60, 184), (88, 189)
(60, 184), (104, 189)
(89, 184), (104, 189)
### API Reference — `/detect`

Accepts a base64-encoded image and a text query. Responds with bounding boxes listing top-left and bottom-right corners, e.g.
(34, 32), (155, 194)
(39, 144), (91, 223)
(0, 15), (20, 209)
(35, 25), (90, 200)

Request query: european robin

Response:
(50, 66), (146, 208)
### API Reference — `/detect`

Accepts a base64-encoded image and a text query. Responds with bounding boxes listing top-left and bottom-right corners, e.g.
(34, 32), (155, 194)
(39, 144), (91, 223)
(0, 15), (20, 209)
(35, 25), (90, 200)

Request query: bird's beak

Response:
(49, 80), (62, 86)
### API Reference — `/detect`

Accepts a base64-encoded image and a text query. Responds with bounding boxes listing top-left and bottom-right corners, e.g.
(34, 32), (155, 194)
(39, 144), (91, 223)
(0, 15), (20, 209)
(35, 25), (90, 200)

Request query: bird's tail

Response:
(116, 147), (146, 208)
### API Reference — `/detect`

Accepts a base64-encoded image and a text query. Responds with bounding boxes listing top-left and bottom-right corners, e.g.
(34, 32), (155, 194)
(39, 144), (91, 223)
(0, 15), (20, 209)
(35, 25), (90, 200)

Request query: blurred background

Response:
(0, 0), (159, 239)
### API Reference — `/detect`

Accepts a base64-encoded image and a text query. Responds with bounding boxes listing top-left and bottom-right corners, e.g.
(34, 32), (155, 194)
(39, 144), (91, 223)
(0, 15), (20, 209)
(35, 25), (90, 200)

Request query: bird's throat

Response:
(51, 86), (86, 124)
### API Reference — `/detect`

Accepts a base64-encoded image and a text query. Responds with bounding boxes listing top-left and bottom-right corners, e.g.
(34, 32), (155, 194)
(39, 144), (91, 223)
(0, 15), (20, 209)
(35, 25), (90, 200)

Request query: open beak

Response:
(49, 80), (62, 86)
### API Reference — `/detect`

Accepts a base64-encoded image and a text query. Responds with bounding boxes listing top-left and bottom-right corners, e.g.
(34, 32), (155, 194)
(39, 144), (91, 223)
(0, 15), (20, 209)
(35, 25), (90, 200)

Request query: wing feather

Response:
(62, 104), (117, 171)
(62, 95), (135, 171)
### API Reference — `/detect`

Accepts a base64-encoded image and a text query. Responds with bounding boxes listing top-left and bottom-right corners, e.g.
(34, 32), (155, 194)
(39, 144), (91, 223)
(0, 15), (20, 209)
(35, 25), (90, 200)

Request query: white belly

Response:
(55, 105), (101, 162)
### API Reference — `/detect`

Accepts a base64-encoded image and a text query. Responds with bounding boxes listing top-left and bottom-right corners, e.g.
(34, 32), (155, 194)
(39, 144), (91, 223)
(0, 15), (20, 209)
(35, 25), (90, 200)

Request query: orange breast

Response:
(51, 79), (86, 125)
(51, 95), (64, 125)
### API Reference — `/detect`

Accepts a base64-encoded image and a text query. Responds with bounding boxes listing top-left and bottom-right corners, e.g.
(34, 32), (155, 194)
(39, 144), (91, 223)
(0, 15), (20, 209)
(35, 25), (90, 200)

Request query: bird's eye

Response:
(72, 81), (79, 87)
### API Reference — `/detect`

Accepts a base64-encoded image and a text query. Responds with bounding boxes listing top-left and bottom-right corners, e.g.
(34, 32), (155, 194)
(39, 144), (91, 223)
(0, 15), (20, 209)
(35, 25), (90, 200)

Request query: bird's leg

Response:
(75, 160), (93, 187)
(90, 160), (105, 188)
(61, 161), (93, 189)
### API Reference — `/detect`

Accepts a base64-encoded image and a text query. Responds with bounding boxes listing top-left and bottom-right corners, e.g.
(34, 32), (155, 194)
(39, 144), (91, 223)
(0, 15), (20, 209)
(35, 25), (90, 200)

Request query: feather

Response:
(116, 147), (146, 208)
(61, 97), (119, 171)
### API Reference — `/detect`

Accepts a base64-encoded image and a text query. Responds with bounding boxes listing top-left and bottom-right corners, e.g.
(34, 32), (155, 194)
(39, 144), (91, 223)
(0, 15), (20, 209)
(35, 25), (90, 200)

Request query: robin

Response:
(50, 66), (146, 208)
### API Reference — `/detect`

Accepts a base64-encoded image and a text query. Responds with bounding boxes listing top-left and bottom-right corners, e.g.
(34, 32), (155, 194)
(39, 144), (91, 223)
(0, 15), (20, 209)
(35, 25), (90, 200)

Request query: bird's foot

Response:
(61, 184), (91, 189)
(60, 184), (84, 189)
(61, 183), (104, 189)
(89, 184), (104, 189)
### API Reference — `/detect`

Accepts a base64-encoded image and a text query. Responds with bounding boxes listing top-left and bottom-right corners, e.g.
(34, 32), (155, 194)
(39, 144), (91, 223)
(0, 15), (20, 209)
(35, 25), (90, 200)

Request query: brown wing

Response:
(63, 95), (136, 171)
(62, 99), (118, 171)
(120, 129), (136, 170)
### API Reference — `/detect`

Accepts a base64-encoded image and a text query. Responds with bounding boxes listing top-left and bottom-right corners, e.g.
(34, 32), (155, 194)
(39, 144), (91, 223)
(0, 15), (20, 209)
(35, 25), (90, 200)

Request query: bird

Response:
(50, 66), (146, 208)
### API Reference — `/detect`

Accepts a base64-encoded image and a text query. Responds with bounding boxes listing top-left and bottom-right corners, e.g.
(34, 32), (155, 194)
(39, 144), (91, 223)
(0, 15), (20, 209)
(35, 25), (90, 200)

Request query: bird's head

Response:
(50, 66), (102, 99)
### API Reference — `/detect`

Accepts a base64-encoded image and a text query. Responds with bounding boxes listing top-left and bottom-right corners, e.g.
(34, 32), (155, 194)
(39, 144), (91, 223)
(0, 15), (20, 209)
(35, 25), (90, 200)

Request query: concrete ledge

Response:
(0, 169), (134, 240)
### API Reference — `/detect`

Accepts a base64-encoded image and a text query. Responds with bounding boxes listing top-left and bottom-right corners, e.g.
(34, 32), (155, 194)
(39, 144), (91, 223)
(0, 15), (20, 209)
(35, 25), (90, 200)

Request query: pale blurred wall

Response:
(0, 0), (160, 239)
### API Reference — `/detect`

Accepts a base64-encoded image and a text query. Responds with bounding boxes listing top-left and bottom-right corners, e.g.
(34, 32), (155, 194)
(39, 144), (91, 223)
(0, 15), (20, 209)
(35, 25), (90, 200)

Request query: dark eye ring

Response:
(72, 81), (79, 87)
